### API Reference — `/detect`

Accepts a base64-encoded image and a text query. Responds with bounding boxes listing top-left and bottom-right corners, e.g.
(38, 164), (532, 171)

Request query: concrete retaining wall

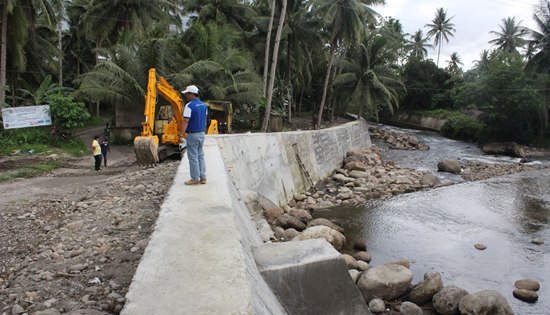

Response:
(216, 120), (371, 206)
(122, 120), (371, 314)
(390, 113), (447, 131)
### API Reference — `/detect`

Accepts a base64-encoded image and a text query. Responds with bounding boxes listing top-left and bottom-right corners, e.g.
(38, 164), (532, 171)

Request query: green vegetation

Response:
(0, 162), (60, 182)
(441, 116), (485, 141)
(0, 1), (548, 147)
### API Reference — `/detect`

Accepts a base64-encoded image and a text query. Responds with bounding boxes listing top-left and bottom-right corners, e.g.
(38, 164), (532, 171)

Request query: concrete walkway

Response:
(122, 137), (285, 314)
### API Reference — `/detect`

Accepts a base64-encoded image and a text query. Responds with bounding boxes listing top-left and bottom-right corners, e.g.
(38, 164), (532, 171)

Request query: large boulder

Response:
(419, 173), (441, 187)
(356, 263), (413, 301)
(276, 214), (306, 231)
(408, 272), (443, 306)
(432, 285), (469, 315)
(482, 142), (526, 158)
(437, 159), (462, 174)
(307, 218), (344, 233)
(458, 290), (513, 315)
(292, 226), (346, 250)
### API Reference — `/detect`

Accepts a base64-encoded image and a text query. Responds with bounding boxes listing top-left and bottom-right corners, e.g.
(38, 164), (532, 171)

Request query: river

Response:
(315, 125), (550, 314)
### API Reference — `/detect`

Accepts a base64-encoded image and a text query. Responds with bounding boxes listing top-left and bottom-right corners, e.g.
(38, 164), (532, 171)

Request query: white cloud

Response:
(374, 0), (540, 70)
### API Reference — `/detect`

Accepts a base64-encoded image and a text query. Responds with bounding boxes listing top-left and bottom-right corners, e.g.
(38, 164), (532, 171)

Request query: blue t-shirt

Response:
(183, 98), (208, 132)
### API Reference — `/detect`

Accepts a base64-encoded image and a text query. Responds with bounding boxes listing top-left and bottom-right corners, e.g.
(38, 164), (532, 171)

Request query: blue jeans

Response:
(186, 132), (206, 180)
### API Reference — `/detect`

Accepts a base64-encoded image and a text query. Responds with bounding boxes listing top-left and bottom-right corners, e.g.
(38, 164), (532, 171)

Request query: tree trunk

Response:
(287, 34), (292, 123)
(544, 80), (550, 135)
(263, 0), (276, 97)
(0, 0), (8, 107)
(261, 0), (287, 132)
(317, 44), (335, 128)
(436, 38), (442, 67)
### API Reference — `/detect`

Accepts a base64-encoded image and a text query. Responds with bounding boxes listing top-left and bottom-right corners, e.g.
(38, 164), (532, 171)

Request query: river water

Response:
(315, 125), (550, 314)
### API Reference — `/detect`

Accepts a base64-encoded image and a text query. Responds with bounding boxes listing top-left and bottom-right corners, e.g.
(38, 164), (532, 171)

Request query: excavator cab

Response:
(206, 101), (232, 134)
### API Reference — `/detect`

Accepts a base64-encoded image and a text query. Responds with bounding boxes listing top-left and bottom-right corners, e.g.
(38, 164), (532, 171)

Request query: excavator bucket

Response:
(134, 136), (159, 166)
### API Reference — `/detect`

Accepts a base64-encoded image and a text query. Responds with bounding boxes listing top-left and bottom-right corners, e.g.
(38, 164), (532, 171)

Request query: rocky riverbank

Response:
(264, 127), (547, 314)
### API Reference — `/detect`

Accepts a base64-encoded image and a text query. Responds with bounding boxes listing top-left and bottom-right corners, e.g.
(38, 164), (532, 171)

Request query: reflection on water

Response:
(317, 126), (550, 314)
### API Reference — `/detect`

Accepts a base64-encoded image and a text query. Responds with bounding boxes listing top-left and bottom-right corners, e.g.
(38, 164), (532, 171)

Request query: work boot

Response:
(200, 178), (207, 184)
(184, 179), (200, 185)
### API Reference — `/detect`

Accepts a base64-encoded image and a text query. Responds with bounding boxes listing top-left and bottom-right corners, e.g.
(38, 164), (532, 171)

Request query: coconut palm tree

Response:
(182, 0), (256, 32)
(425, 7), (455, 67)
(446, 52), (463, 75)
(489, 17), (527, 52)
(312, 0), (384, 127)
(261, 0), (287, 132)
(333, 31), (403, 121)
(407, 29), (433, 60)
(525, 0), (550, 134)
(472, 49), (490, 73)
(0, 0), (63, 107)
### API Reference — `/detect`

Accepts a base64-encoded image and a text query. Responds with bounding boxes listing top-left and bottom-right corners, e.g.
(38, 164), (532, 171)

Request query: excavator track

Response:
(134, 136), (159, 167)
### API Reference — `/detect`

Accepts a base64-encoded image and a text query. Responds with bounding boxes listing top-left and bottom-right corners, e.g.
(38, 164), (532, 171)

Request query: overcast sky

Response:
(373, 0), (542, 71)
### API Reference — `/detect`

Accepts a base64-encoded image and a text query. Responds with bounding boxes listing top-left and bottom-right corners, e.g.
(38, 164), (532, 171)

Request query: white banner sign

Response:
(2, 105), (52, 129)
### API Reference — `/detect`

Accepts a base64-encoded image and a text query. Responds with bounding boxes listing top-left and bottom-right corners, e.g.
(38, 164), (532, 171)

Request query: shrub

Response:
(441, 115), (485, 141)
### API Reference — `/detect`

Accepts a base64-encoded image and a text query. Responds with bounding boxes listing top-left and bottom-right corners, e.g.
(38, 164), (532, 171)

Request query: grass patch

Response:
(0, 162), (60, 182)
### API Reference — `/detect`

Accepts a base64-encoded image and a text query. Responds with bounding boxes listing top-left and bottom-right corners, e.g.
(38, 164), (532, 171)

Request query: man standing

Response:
(91, 135), (102, 171)
(100, 137), (111, 167)
(180, 85), (208, 185)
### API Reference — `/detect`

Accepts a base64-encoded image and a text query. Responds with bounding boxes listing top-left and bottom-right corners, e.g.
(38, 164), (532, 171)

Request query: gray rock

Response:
(349, 170), (370, 178)
(408, 272), (443, 306)
(342, 254), (359, 269)
(432, 285), (469, 315)
(437, 159), (462, 174)
(356, 261), (369, 271)
(11, 304), (25, 315)
(35, 309), (61, 315)
(474, 243), (487, 250)
(514, 278), (540, 291)
(348, 269), (360, 283)
(458, 290), (513, 315)
(357, 264), (413, 301)
(368, 298), (386, 313)
(482, 142), (526, 158)
(419, 173), (441, 186)
(283, 228), (299, 241)
(276, 214), (306, 231)
(513, 289), (538, 302)
(353, 251), (372, 263)
(273, 226), (285, 239)
(292, 226), (346, 250)
(531, 238), (544, 245)
(307, 218), (344, 233)
(399, 301), (423, 315)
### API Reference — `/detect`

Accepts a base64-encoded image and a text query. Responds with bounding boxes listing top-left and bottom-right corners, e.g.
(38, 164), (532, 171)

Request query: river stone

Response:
(432, 285), (469, 315)
(12, 304), (24, 315)
(513, 289), (538, 302)
(36, 309), (62, 315)
(514, 278), (540, 291)
(288, 208), (312, 223)
(356, 260), (369, 271)
(344, 161), (367, 171)
(458, 290), (513, 315)
(333, 173), (355, 183)
(354, 239), (368, 251)
(531, 238), (544, 245)
(368, 298), (386, 313)
(353, 251), (372, 263)
(307, 218), (344, 233)
(283, 228), (299, 241)
(419, 173), (441, 186)
(349, 170), (370, 178)
(437, 159), (462, 174)
(342, 254), (359, 269)
(356, 263), (413, 301)
(482, 142), (526, 158)
(264, 207), (284, 220)
(292, 226), (346, 250)
(349, 269), (360, 283)
(273, 226), (285, 239)
(408, 271), (443, 306)
(399, 301), (423, 315)
(474, 243), (487, 250)
(276, 214), (306, 231)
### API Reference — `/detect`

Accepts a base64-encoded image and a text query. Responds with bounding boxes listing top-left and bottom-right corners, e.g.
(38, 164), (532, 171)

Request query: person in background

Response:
(179, 85), (208, 185)
(101, 137), (111, 167)
(91, 135), (102, 171)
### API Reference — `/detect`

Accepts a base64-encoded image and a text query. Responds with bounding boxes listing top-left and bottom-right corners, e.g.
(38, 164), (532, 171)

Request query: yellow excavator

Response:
(134, 68), (231, 166)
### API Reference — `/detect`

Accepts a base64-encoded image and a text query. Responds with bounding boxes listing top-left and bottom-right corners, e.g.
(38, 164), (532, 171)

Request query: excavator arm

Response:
(134, 68), (185, 166)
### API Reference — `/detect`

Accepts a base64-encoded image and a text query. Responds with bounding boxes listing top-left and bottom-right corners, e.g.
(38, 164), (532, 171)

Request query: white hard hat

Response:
(181, 85), (199, 94)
